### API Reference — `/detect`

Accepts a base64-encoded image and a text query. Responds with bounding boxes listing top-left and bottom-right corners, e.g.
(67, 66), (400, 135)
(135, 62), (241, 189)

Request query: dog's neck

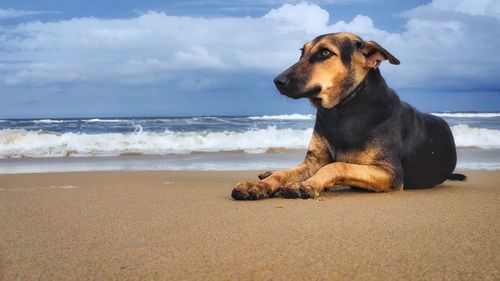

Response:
(321, 68), (389, 112)
(345, 69), (387, 105)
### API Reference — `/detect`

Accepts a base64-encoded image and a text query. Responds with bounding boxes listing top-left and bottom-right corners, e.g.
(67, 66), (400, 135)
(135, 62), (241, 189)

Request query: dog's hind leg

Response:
(279, 162), (401, 199)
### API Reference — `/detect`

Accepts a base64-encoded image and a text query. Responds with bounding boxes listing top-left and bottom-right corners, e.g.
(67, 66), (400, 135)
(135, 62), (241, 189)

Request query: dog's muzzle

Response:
(273, 73), (321, 100)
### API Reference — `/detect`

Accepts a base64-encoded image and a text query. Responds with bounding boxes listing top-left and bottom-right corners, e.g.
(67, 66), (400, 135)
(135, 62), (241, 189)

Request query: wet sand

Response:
(0, 170), (499, 280)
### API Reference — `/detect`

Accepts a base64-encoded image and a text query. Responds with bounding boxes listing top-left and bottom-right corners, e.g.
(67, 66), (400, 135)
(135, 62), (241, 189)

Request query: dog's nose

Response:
(273, 74), (289, 89)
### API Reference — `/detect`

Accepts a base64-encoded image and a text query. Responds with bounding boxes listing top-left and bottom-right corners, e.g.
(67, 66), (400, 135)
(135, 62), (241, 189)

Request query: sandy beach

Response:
(0, 170), (499, 280)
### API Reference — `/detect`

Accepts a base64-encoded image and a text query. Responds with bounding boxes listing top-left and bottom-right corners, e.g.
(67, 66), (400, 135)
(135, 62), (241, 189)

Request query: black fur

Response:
(338, 39), (355, 66)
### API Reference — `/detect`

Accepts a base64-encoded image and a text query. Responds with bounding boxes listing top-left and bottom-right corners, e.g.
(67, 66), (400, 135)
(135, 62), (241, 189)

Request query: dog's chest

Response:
(315, 109), (373, 151)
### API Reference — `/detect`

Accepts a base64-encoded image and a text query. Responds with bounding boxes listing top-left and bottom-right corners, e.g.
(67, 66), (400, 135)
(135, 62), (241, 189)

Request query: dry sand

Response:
(0, 170), (499, 280)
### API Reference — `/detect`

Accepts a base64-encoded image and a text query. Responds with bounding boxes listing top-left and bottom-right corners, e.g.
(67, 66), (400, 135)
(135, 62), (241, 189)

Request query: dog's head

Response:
(273, 32), (399, 108)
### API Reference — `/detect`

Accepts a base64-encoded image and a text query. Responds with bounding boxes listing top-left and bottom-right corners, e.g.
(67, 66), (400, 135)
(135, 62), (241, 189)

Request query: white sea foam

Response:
(32, 119), (66, 124)
(450, 124), (500, 149)
(1, 124), (499, 158)
(84, 118), (130, 123)
(248, 114), (315, 120)
(0, 127), (313, 158)
(456, 162), (500, 171)
(432, 112), (500, 118)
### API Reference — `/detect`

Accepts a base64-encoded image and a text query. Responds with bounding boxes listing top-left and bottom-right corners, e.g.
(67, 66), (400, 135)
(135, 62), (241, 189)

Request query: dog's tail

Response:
(448, 173), (467, 181)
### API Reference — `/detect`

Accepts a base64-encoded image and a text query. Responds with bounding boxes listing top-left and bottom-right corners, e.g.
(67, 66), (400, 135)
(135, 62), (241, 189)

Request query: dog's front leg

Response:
(231, 132), (332, 200)
(280, 162), (400, 199)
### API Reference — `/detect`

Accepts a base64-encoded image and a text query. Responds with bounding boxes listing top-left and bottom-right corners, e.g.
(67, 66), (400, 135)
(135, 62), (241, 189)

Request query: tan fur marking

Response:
(335, 32), (362, 41)
(336, 146), (380, 165)
(304, 40), (350, 108)
(303, 42), (313, 53)
(303, 163), (396, 193)
(350, 51), (370, 85)
(299, 145), (397, 193)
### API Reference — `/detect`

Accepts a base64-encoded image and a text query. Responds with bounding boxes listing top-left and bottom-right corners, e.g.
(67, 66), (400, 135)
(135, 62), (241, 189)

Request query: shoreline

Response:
(1, 170), (499, 280)
(1, 147), (499, 174)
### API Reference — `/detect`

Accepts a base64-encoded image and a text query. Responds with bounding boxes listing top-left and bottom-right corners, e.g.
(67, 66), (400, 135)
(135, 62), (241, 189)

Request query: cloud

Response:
(0, 8), (57, 19)
(176, 0), (370, 7)
(429, 0), (500, 17)
(0, 4), (393, 87)
(0, 0), (498, 95)
(264, 2), (330, 34)
(390, 0), (500, 90)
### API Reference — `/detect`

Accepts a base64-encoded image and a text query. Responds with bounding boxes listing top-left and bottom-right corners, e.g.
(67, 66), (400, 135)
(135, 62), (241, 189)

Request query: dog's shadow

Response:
(320, 185), (371, 198)
(320, 183), (457, 198)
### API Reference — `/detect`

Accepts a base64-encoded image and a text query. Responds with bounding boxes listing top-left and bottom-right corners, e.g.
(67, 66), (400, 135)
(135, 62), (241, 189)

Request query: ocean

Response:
(1, 113), (499, 173)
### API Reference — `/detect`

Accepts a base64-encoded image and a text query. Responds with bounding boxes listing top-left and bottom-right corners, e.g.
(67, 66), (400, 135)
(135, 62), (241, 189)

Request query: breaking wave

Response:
(432, 112), (500, 118)
(0, 127), (313, 158)
(83, 118), (131, 123)
(450, 124), (500, 149)
(0, 123), (499, 158)
(31, 119), (66, 124)
(247, 114), (315, 120)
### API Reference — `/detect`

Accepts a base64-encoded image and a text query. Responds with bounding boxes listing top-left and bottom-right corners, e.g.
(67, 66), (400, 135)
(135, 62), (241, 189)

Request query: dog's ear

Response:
(361, 40), (400, 68)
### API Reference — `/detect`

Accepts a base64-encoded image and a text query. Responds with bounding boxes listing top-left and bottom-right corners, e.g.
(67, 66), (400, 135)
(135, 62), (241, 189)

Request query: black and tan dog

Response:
(232, 32), (465, 200)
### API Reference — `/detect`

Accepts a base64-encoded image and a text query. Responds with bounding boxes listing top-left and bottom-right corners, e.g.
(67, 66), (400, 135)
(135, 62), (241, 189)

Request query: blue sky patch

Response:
(0, 0), (499, 118)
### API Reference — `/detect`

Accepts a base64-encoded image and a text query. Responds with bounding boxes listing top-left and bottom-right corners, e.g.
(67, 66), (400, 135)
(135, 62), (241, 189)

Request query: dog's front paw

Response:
(231, 181), (271, 200)
(277, 183), (302, 199)
(278, 182), (320, 199)
(232, 182), (253, 200)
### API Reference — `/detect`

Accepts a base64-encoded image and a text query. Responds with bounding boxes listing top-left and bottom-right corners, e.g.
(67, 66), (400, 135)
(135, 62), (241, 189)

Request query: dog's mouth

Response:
(283, 86), (321, 100)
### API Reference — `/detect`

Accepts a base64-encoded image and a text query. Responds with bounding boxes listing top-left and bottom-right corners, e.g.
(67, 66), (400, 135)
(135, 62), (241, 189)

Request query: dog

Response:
(232, 32), (466, 200)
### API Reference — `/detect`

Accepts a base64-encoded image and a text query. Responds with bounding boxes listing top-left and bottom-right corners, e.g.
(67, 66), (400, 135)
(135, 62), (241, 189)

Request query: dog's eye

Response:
(321, 49), (333, 58)
(309, 48), (336, 63)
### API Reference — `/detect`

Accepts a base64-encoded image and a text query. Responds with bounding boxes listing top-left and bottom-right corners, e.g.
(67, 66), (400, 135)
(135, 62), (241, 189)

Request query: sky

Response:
(0, 0), (499, 118)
